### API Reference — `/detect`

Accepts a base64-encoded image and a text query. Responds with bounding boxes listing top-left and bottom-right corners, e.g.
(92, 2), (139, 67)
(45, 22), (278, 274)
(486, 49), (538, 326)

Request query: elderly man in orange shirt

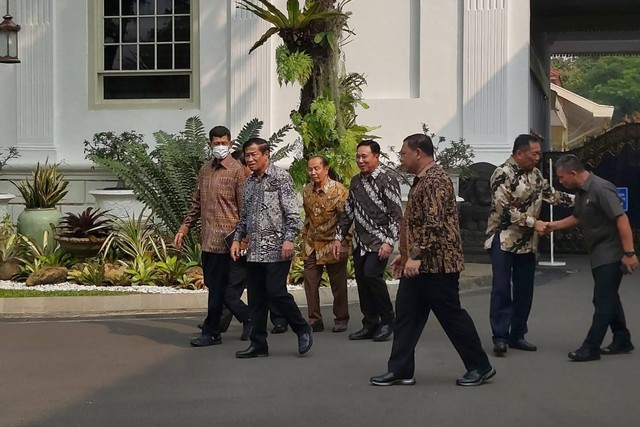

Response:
(302, 156), (350, 333)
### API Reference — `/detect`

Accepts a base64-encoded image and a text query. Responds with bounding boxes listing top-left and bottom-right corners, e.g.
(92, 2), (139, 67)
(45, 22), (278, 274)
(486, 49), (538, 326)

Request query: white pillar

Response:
(14, 0), (57, 164)
(463, 0), (530, 165)
(229, 6), (272, 139)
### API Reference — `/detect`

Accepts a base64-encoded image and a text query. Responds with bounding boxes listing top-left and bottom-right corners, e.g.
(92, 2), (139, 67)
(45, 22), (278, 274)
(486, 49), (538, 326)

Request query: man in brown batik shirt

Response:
(174, 125), (249, 347)
(370, 133), (494, 387)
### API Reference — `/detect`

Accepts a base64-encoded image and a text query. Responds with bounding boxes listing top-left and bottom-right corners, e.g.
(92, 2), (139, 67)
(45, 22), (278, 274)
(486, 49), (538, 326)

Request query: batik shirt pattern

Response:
(234, 162), (302, 263)
(484, 157), (574, 254)
(302, 179), (350, 265)
(335, 167), (403, 255)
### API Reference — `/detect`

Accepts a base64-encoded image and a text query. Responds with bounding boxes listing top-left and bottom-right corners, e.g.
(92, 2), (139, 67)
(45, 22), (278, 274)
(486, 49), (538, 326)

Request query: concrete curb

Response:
(0, 272), (495, 319)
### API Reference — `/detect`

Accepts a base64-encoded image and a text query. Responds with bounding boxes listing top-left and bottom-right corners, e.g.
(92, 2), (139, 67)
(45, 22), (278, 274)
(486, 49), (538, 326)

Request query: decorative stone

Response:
(103, 263), (129, 286)
(26, 266), (69, 287)
(0, 258), (21, 280)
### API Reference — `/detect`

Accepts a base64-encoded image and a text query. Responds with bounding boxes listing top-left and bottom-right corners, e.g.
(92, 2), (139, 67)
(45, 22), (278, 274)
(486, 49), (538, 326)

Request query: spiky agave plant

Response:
(57, 208), (113, 240)
(12, 162), (69, 209)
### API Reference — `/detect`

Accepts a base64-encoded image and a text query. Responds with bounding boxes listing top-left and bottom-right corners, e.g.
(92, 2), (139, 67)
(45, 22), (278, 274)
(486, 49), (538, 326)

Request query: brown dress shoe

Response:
(332, 323), (348, 333)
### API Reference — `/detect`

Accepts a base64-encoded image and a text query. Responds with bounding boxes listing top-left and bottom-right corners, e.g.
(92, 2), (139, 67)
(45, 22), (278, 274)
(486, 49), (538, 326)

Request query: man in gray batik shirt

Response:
(231, 137), (312, 358)
(546, 154), (639, 362)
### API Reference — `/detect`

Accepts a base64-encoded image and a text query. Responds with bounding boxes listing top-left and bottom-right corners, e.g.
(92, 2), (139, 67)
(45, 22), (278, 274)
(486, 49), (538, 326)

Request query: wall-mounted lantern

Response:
(0, 1), (20, 64)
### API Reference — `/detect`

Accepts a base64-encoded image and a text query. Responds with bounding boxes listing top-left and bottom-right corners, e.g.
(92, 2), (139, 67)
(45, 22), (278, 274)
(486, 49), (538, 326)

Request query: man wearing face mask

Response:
(174, 126), (250, 347)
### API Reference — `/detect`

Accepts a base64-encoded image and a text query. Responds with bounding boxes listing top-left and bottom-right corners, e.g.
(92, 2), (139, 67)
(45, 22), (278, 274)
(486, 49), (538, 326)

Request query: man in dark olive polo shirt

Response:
(547, 154), (639, 362)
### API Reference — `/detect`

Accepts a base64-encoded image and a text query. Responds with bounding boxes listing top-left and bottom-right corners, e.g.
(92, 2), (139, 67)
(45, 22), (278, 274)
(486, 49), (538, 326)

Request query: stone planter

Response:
(17, 208), (62, 248)
(0, 193), (15, 219)
(89, 189), (144, 220)
(57, 236), (107, 259)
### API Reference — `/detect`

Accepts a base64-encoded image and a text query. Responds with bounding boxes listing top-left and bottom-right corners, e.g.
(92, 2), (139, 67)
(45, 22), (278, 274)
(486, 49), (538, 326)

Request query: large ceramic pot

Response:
(57, 236), (107, 259)
(0, 193), (15, 219)
(17, 208), (62, 248)
(89, 189), (145, 220)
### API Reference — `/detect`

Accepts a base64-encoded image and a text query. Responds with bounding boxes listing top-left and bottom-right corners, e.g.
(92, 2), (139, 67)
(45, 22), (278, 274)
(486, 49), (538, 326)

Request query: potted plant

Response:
(0, 147), (20, 218)
(84, 131), (147, 219)
(57, 207), (113, 258)
(12, 162), (68, 248)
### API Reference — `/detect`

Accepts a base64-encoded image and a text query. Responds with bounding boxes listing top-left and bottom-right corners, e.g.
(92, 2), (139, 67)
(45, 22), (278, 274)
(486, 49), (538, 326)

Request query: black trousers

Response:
(388, 273), (490, 378)
(582, 261), (631, 350)
(201, 252), (232, 336)
(488, 233), (536, 342)
(221, 257), (286, 327)
(353, 250), (394, 329)
(220, 257), (251, 324)
(246, 261), (309, 350)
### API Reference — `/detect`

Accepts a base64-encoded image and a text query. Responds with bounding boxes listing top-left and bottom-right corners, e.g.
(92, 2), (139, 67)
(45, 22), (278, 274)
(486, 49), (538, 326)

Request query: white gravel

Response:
(0, 278), (398, 294)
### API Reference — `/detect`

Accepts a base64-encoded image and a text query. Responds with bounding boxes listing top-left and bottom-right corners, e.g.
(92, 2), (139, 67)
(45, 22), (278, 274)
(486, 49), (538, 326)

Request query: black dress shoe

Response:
(456, 365), (496, 386)
(493, 340), (507, 356)
(235, 346), (269, 358)
(370, 372), (416, 386)
(509, 338), (537, 351)
(298, 331), (313, 355)
(600, 341), (634, 355)
(372, 324), (393, 342)
(240, 321), (252, 341)
(190, 334), (222, 347)
(311, 322), (325, 333)
(348, 327), (376, 340)
(568, 347), (600, 362)
(197, 323), (203, 330)
(271, 324), (288, 334)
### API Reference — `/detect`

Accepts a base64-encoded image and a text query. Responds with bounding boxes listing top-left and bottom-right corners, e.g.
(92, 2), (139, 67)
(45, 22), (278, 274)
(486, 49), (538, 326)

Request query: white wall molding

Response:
(462, 0), (508, 145)
(228, 5), (272, 138)
(14, 0), (56, 162)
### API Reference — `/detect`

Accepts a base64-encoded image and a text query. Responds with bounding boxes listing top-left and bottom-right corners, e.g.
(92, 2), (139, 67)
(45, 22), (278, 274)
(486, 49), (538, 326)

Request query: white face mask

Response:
(211, 145), (230, 160)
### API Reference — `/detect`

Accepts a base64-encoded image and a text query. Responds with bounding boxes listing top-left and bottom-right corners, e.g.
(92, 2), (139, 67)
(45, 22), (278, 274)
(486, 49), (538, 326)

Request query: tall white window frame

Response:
(89, 0), (200, 109)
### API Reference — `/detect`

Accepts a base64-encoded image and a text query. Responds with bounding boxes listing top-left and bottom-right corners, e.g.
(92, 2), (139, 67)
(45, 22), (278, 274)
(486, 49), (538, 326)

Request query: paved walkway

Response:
(1, 258), (639, 426)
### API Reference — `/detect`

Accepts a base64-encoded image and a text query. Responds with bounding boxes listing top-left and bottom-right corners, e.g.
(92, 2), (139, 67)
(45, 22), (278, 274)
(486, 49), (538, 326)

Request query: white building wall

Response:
(0, 0), (532, 213)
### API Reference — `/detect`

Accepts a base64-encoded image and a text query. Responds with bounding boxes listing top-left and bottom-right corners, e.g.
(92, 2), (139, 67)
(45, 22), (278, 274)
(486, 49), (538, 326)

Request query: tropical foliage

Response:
(57, 208), (113, 239)
(12, 162), (69, 209)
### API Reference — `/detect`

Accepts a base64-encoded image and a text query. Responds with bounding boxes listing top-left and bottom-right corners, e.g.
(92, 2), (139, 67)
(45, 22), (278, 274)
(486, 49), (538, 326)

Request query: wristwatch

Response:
(409, 248), (423, 261)
(624, 251), (636, 257)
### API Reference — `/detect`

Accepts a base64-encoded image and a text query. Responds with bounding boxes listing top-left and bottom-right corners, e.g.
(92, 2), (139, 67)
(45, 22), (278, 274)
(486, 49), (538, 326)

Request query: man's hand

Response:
(391, 255), (403, 279)
(534, 220), (549, 236)
(622, 254), (639, 274)
(281, 240), (295, 260)
(378, 243), (393, 260)
(403, 258), (421, 278)
(230, 241), (241, 261)
(173, 231), (185, 250)
(332, 240), (343, 260)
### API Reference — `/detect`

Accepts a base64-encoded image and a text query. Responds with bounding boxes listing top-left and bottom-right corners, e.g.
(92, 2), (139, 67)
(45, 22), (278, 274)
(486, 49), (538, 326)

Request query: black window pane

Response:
(139, 0), (155, 15)
(104, 46), (121, 70)
(174, 16), (190, 42)
(156, 17), (172, 42)
(139, 17), (155, 42)
(140, 45), (155, 70)
(174, 43), (190, 69)
(104, 18), (120, 43)
(157, 44), (172, 69)
(121, 0), (137, 15)
(157, 0), (173, 15)
(175, 0), (190, 14)
(104, 75), (190, 99)
(122, 44), (138, 70)
(104, 0), (120, 16)
(122, 18), (137, 42)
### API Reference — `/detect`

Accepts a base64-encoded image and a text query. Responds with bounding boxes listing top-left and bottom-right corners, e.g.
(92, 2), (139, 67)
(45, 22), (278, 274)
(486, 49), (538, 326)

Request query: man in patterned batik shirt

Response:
(302, 156), (350, 333)
(334, 140), (403, 342)
(231, 138), (312, 358)
(485, 134), (574, 356)
(371, 133), (494, 387)
(175, 126), (250, 347)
